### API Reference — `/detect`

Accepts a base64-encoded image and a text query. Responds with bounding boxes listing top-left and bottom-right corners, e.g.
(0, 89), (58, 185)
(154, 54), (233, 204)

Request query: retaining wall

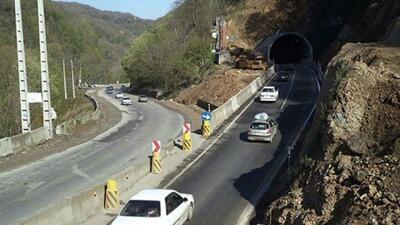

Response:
(56, 90), (101, 135)
(211, 67), (275, 128)
(0, 127), (50, 157)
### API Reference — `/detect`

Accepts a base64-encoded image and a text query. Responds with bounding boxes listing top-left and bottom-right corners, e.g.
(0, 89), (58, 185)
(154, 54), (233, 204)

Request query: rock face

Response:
(262, 43), (400, 225)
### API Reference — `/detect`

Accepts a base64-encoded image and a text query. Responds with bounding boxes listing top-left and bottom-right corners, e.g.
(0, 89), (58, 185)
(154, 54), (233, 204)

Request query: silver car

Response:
(138, 95), (148, 102)
(247, 119), (278, 142)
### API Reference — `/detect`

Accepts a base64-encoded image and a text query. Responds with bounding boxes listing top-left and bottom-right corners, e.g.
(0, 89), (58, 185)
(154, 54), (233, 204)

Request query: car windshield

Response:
(123, 97), (130, 100)
(250, 122), (269, 130)
(120, 200), (161, 217)
(262, 88), (274, 92)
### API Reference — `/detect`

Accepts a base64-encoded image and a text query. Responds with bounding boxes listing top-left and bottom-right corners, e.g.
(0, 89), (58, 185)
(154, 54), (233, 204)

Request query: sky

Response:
(58, 0), (176, 20)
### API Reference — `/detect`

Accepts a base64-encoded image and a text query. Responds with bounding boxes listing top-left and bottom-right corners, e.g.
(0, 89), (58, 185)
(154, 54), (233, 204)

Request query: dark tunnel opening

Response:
(269, 33), (313, 64)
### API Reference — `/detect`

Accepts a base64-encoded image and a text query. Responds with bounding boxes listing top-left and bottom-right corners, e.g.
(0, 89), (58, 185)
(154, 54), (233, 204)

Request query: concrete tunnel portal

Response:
(259, 33), (314, 65)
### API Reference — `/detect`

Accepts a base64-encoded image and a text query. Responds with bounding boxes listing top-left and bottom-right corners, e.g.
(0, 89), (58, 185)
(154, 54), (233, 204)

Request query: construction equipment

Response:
(234, 48), (266, 70)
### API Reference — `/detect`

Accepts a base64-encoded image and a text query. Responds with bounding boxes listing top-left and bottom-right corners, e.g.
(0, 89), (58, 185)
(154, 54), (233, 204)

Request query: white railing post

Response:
(15, 0), (31, 133)
(38, 0), (53, 137)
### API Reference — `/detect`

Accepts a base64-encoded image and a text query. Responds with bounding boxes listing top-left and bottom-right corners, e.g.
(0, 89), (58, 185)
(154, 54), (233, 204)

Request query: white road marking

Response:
(237, 66), (321, 225)
(164, 72), (276, 188)
(72, 164), (93, 181)
(280, 70), (297, 110)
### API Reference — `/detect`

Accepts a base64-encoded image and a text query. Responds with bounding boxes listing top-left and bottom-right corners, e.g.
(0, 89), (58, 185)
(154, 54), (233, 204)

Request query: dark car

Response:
(278, 71), (289, 82)
(106, 86), (113, 94)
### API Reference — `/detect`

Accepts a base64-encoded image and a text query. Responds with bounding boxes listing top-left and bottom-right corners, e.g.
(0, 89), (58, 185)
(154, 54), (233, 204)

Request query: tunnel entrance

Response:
(268, 33), (313, 64)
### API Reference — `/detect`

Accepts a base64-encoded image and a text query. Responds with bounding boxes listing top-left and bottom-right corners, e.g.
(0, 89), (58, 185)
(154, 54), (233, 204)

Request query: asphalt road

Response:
(169, 64), (320, 225)
(0, 90), (184, 225)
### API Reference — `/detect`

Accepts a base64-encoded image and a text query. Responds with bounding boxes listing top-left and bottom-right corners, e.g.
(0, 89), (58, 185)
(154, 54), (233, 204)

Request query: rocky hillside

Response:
(263, 43), (400, 225)
(245, 0), (400, 224)
(227, 0), (399, 61)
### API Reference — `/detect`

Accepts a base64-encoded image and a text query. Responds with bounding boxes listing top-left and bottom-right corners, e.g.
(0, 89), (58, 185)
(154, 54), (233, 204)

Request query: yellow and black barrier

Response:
(151, 153), (161, 174)
(202, 120), (212, 137)
(182, 123), (192, 151)
(183, 133), (192, 151)
(151, 140), (161, 174)
(105, 179), (119, 210)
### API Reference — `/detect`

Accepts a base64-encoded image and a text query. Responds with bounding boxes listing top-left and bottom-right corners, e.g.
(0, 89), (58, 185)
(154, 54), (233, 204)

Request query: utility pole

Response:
(38, 0), (53, 137)
(63, 59), (67, 99)
(15, 0), (31, 133)
(215, 17), (220, 52)
(71, 59), (76, 98)
(79, 65), (82, 87)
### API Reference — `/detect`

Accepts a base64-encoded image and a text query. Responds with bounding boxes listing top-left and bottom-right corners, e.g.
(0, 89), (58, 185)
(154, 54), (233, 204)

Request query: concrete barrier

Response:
(56, 90), (101, 135)
(0, 127), (50, 157)
(0, 90), (100, 157)
(14, 140), (176, 225)
(0, 137), (12, 156)
(211, 67), (275, 129)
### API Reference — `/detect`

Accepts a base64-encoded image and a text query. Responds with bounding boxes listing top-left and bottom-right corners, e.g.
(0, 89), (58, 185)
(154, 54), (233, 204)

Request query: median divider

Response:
(211, 67), (275, 129)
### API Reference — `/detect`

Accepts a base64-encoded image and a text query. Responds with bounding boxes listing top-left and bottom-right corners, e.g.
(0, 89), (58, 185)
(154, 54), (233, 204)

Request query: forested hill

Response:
(0, 0), (152, 137)
(56, 1), (153, 78)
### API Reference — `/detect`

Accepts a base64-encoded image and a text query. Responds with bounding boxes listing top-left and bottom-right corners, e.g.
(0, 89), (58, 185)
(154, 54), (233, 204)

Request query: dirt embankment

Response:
(261, 43), (400, 225)
(174, 67), (260, 110)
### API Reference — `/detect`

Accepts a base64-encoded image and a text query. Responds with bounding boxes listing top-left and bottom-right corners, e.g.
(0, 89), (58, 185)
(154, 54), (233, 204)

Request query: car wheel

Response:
(187, 203), (194, 221)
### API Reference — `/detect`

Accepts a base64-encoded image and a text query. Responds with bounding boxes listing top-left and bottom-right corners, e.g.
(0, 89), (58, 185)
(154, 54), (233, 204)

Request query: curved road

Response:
(168, 64), (320, 225)
(0, 90), (184, 225)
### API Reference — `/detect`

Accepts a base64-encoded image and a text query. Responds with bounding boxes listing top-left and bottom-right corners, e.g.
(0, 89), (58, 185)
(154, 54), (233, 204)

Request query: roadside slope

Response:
(262, 43), (400, 225)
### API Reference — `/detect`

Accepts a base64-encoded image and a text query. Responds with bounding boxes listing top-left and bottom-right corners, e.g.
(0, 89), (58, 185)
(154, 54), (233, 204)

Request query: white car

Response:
(121, 97), (132, 105)
(259, 86), (279, 102)
(115, 92), (124, 98)
(111, 189), (194, 225)
(138, 95), (148, 102)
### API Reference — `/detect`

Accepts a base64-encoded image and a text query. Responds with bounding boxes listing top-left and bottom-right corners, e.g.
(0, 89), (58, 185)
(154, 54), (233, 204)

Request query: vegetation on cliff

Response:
(0, 0), (151, 137)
